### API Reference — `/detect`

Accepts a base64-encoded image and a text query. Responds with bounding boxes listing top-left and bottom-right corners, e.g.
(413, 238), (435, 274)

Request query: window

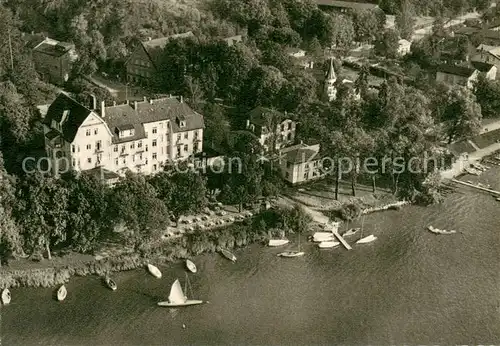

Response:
(130, 143), (135, 149)
(94, 128), (98, 135)
(153, 153), (157, 160)
(139, 153), (143, 160)
(86, 144), (91, 150)
(184, 144), (188, 152)
(153, 164), (157, 171)
(122, 158), (126, 164)
(86, 129), (91, 136)
(145, 144), (149, 152)
(287, 133), (292, 141)
(281, 124), (285, 131)
(115, 158), (118, 165)
(152, 139), (157, 147)
(138, 141), (142, 148)
(313, 161), (318, 167)
(78, 146), (80, 153)
(114, 146), (118, 152)
(177, 147), (181, 157)
(285, 172), (289, 178)
(87, 158), (92, 163)
(194, 142), (199, 152)
(121, 145), (125, 153)
(184, 132), (188, 139)
(71, 145), (75, 153)
(286, 162), (291, 168)
(303, 172), (308, 179)
(177, 134), (181, 141)
(96, 140), (101, 150)
(72, 159), (76, 167)
(152, 127), (157, 134)
(288, 122), (292, 130)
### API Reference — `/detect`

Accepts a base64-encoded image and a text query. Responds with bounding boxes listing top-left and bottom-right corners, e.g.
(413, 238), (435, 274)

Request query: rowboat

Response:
(220, 249), (236, 262)
(1, 288), (11, 305)
(343, 228), (360, 237)
(278, 232), (305, 257)
(186, 259), (197, 273)
(105, 277), (117, 291)
(57, 285), (67, 301)
(268, 239), (290, 247)
(158, 274), (203, 307)
(147, 264), (162, 278)
(427, 225), (457, 235)
(318, 241), (340, 248)
(356, 235), (377, 244)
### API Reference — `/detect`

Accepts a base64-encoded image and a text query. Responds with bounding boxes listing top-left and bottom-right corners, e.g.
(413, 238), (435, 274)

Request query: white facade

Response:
(44, 95), (204, 177)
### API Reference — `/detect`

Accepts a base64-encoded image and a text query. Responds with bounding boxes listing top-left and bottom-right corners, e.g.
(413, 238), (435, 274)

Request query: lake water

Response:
(2, 171), (500, 345)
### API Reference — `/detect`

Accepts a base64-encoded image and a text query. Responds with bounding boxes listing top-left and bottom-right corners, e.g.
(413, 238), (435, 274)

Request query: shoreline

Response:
(0, 194), (411, 289)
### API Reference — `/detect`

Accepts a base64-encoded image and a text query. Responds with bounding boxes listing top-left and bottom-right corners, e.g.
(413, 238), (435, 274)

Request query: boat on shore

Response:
(186, 259), (197, 273)
(1, 288), (11, 305)
(318, 241), (340, 248)
(268, 239), (290, 247)
(158, 273), (203, 307)
(57, 285), (67, 301)
(105, 277), (117, 291)
(427, 225), (457, 235)
(312, 232), (335, 242)
(220, 249), (236, 262)
(147, 264), (162, 278)
(496, 197), (500, 202)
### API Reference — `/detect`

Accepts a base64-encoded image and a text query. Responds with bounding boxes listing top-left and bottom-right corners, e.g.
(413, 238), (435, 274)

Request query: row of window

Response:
(86, 128), (99, 136)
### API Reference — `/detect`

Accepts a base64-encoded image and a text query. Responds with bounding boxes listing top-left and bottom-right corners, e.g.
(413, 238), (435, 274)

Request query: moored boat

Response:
(105, 277), (117, 291)
(1, 288), (11, 305)
(356, 235), (377, 244)
(220, 248), (236, 262)
(318, 241), (340, 248)
(268, 239), (290, 247)
(57, 285), (67, 301)
(158, 274), (203, 307)
(186, 259), (197, 273)
(343, 228), (360, 237)
(147, 264), (162, 278)
(278, 232), (305, 258)
(427, 225), (457, 235)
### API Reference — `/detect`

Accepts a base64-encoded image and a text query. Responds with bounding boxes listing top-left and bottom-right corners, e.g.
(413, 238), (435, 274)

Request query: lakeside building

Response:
(23, 33), (77, 85)
(314, 0), (380, 13)
(43, 93), (204, 176)
(246, 107), (296, 152)
(125, 31), (195, 85)
(278, 142), (325, 184)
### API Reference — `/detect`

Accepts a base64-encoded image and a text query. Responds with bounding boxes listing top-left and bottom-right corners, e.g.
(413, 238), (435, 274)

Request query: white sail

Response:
(169, 279), (186, 304)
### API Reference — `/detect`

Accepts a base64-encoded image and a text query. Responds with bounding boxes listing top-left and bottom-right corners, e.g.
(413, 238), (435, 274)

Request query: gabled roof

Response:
(470, 60), (495, 72)
(326, 57), (336, 80)
(141, 31), (195, 67)
(314, 0), (379, 10)
(34, 42), (73, 57)
(248, 107), (291, 127)
(448, 140), (477, 156)
(455, 27), (500, 40)
(437, 64), (476, 77)
(281, 143), (321, 164)
(43, 93), (94, 142)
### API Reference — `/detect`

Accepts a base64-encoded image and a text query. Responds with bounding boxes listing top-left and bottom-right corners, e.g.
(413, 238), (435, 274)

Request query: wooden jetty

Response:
(451, 179), (500, 196)
(324, 225), (352, 250)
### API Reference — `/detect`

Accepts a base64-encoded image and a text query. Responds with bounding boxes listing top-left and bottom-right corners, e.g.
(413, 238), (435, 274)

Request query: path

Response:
(411, 11), (480, 41)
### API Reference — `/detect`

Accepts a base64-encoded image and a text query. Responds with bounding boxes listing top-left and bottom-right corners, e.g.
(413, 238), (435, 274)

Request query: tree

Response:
(353, 10), (380, 43)
(395, 0), (416, 40)
(329, 14), (355, 49)
(374, 29), (400, 59)
(167, 169), (207, 223)
(108, 173), (169, 250)
(16, 173), (69, 259)
(238, 65), (286, 109)
(474, 74), (500, 118)
(441, 87), (482, 143)
(202, 102), (231, 149)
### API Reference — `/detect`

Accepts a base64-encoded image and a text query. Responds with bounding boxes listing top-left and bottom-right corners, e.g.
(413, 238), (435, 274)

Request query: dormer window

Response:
(180, 121), (186, 128)
(116, 125), (135, 138)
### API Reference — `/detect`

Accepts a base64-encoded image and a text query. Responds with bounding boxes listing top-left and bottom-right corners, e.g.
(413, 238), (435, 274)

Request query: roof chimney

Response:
(100, 100), (105, 118)
(90, 94), (97, 110)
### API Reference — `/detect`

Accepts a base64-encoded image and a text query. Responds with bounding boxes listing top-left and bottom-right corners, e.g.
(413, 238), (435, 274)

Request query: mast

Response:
(298, 231), (301, 251)
(360, 215), (365, 238)
(8, 28), (14, 70)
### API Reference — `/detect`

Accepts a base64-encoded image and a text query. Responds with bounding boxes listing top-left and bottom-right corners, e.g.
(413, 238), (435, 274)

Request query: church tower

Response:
(323, 57), (337, 102)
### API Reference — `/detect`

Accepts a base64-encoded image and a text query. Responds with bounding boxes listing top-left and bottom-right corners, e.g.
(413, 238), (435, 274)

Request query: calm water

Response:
(2, 172), (500, 345)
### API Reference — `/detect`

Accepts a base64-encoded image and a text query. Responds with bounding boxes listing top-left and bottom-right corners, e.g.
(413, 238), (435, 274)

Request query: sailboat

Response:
(158, 273), (203, 307)
(356, 215), (377, 244)
(343, 221), (360, 237)
(268, 229), (289, 247)
(278, 232), (305, 257)
(318, 241), (340, 248)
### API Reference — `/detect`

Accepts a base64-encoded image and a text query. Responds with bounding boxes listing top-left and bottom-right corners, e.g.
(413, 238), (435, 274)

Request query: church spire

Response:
(323, 57), (337, 102)
(325, 57), (336, 81)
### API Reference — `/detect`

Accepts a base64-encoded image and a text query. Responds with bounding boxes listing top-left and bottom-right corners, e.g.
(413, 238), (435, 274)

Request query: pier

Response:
(451, 179), (500, 196)
(329, 227), (353, 250)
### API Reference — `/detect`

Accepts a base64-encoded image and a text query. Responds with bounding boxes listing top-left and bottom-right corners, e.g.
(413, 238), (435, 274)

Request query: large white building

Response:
(43, 93), (204, 176)
(246, 107), (296, 152)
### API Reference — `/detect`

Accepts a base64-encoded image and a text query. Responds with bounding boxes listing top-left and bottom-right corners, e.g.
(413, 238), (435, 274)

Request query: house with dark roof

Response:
(436, 61), (496, 87)
(125, 31), (195, 85)
(453, 27), (500, 46)
(278, 142), (325, 184)
(246, 107), (296, 152)
(43, 93), (204, 176)
(24, 35), (77, 85)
